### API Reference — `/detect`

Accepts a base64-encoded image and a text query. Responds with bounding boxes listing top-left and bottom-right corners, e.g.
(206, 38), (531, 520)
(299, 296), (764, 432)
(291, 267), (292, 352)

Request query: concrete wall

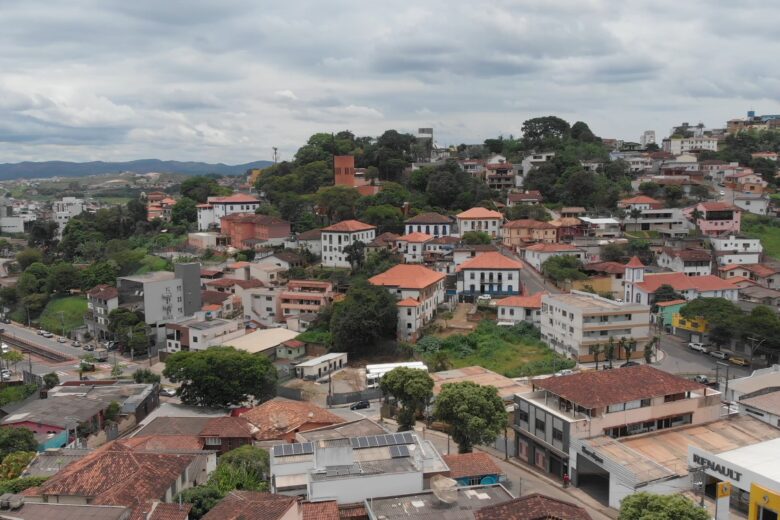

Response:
(308, 471), (423, 503)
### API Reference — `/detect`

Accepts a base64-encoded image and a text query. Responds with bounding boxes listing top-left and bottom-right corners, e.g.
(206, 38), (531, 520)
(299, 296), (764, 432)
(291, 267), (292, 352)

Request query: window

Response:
(552, 428), (563, 442)
(535, 418), (545, 433)
(204, 437), (222, 446)
(517, 409), (529, 423)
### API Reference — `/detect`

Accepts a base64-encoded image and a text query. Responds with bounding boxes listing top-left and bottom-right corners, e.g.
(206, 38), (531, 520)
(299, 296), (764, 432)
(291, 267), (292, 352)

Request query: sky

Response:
(1, 0), (780, 164)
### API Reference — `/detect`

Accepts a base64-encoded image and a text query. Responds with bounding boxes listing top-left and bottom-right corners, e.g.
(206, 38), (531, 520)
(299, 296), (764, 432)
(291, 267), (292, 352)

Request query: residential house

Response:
(288, 228), (322, 256)
(240, 398), (344, 442)
(725, 169), (768, 194)
(540, 290), (651, 362)
(404, 212), (453, 237)
(456, 251), (523, 300)
(264, 251), (304, 271)
(84, 285), (119, 341)
(197, 193), (260, 231)
(623, 256), (738, 305)
(622, 207), (689, 237)
(579, 217), (621, 238)
(366, 231), (400, 254)
(665, 135), (718, 155)
(396, 232), (434, 263)
(452, 244), (498, 267)
(199, 416), (255, 455)
(496, 292), (545, 326)
(442, 452), (502, 487)
(146, 196), (176, 222)
(520, 152), (555, 185)
(201, 491), (304, 520)
(222, 261), (250, 280)
(164, 318), (245, 354)
(485, 161), (515, 190)
(241, 286), (282, 325)
(523, 243), (584, 271)
(657, 248), (713, 276)
(734, 194), (770, 215)
(188, 231), (229, 252)
(578, 261), (627, 298)
(686, 202), (741, 236)
(506, 190), (543, 206)
(560, 207), (586, 219)
(460, 159), (486, 179)
(320, 220), (377, 268)
(474, 493), (593, 520)
(219, 213), (291, 248)
(455, 208), (504, 238)
(513, 365), (719, 481)
(710, 234), (763, 265)
(549, 217), (583, 241)
(617, 195), (663, 211)
(249, 263), (286, 286)
(719, 263), (780, 289)
(502, 220), (557, 250)
(201, 290), (234, 318)
(279, 280), (334, 322)
(369, 264), (445, 342)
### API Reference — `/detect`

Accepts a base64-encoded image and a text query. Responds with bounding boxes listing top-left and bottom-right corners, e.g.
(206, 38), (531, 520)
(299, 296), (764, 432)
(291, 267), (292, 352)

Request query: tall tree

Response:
(171, 197), (198, 225)
(0, 429), (36, 460)
(330, 281), (397, 355)
(381, 368), (434, 431)
(618, 492), (709, 520)
(434, 381), (507, 453)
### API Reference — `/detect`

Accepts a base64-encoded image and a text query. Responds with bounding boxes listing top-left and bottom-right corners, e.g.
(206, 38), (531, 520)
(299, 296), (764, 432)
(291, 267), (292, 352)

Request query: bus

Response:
(365, 362), (428, 389)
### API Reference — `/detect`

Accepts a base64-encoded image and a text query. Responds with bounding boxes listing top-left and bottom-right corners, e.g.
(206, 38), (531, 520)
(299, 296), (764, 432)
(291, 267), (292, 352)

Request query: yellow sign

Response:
(717, 481), (732, 498)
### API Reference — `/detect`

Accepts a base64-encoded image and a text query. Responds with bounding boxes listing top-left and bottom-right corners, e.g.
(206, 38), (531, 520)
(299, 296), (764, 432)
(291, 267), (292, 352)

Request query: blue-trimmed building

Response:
(455, 251), (523, 301)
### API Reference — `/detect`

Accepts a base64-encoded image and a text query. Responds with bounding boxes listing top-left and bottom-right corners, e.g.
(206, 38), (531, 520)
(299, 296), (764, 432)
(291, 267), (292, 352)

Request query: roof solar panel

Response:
(359, 437), (369, 448)
(382, 434), (394, 445)
(301, 442), (313, 454)
(368, 436), (378, 447)
(350, 438), (359, 449)
(402, 432), (413, 443)
(390, 445), (410, 458)
(273, 445), (284, 457)
(292, 443), (302, 455)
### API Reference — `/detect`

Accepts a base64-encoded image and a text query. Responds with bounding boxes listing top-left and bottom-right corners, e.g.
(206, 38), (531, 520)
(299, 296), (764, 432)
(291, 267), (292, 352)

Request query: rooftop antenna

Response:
(272, 147), (279, 164)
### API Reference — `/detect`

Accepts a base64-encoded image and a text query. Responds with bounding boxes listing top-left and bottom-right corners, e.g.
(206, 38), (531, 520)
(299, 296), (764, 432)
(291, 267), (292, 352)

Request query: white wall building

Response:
(666, 136), (719, 155)
(734, 195), (770, 216)
(396, 233), (433, 264)
(456, 251), (523, 299)
(164, 318), (246, 354)
(640, 130), (656, 147)
(320, 220), (377, 268)
(710, 235), (763, 265)
(656, 248), (713, 276)
(523, 244), (585, 271)
(53, 197), (85, 237)
(623, 257), (739, 305)
(196, 194), (260, 231)
(455, 208), (504, 238)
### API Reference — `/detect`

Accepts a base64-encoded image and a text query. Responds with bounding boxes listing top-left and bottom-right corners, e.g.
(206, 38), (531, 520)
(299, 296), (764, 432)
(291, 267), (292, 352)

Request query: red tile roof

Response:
(202, 491), (297, 520)
(524, 243), (580, 253)
(209, 194), (260, 204)
(456, 207), (503, 219)
(200, 416), (256, 438)
(583, 261), (626, 275)
(297, 228), (323, 240)
(619, 195), (661, 205)
(301, 501), (340, 520)
(398, 232), (434, 243)
(504, 219), (555, 230)
(322, 220), (376, 233)
(661, 248), (712, 262)
(200, 269), (222, 277)
(474, 493), (592, 520)
(119, 435), (204, 451)
(234, 279), (266, 289)
(442, 452), (501, 479)
(149, 503), (192, 520)
(206, 278), (239, 288)
(496, 292), (546, 309)
(637, 272), (736, 293)
(87, 284), (118, 300)
(221, 213), (289, 226)
(625, 256), (645, 268)
(397, 298), (421, 307)
(655, 299), (687, 307)
(369, 264), (445, 290)
(456, 252), (523, 272)
(698, 202), (740, 212)
(507, 191), (543, 202)
(202, 290), (230, 305)
(405, 212), (452, 224)
(532, 365), (706, 409)
(239, 398), (345, 440)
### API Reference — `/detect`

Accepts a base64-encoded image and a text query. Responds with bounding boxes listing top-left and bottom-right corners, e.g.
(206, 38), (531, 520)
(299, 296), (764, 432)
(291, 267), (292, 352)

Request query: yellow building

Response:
(749, 483), (780, 520)
(672, 312), (708, 334)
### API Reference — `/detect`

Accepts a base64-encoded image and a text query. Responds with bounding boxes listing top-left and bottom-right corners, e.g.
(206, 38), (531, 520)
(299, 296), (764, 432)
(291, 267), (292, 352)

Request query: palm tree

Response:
(644, 336), (659, 364)
(691, 208), (704, 224)
(606, 337), (616, 369)
(625, 338), (638, 364)
(589, 343), (604, 370)
(617, 337), (627, 364)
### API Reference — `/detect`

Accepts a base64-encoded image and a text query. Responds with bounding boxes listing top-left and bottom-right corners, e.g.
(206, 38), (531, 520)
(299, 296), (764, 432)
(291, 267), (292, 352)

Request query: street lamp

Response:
(716, 361), (731, 402)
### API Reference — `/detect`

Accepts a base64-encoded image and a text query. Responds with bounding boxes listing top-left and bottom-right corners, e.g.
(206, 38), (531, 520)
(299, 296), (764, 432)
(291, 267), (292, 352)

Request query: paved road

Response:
(502, 247), (560, 295)
(657, 333), (751, 383)
(1, 320), (86, 360)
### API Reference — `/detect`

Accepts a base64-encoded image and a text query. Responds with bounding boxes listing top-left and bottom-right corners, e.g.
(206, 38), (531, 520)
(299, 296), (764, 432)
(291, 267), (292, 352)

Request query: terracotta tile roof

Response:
(234, 279), (266, 289)
(149, 503), (192, 520)
(496, 292), (546, 309)
(474, 493), (592, 520)
(369, 231), (401, 246)
(504, 219), (555, 230)
(322, 220), (375, 233)
(533, 365), (706, 409)
(239, 397), (345, 440)
(301, 501), (340, 520)
(369, 264), (445, 290)
(397, 298), (421, 307)
(209, 194), (260, 204)
(200, 416), (255, 438)
(486, 162), (514, 169)
(202, 491), (297, 520)
(200, 269), (222, 277)
(456, 207), (503, 219)
(221, 213), (289, 226)
(202, 290), (230, 305)
(297, 228), (323, 240)
(228, 261), (250, 268)
(727, 276), (756, 285)
(560, 207), (586, 213)
(655, 299), (687, 307)
(87, 284), (118, 300)
(454, 244), (499, 252)
(747, 263), (780, 277)
(457, 252), (523, 271)
(38, 442), (196, 517)
(661, 248), (712, 262)
(507, 191), (543, 202)
(119, 435), (204, 451)
(637, 272), (736, 293)
(549, 217), (582, 227)
(135, 417), (214, 436)
(625, 256), (645, 268)
(405, 212), (452, 224)
(619, 195), (661, 205)
(699, 202), (740, 212)
(524, 243), (580, 252)
(583, 261), (626, 275)
(442, 452), (501, 479)
(398, 232), (434, 243)
(338, 503), (368, 519)
(202, 304), (222, 312)
(206, 278), (239, 288)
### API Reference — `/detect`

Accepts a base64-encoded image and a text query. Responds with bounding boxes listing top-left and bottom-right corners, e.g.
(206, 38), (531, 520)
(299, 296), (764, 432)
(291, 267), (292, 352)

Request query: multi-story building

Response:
(242, 286), (282, 325)
(219, 213), (291, 248)
(455, 208), (504, 238)
(196, 193), (260, 231)
(523, 243), (585, 271)
(640, 130), (656, 147)
(513, 365), (720, 479)
(396, 232), (433, 263)
(710, 235), (763, 265)
(369, 264), (445, 342)
(84, 284), (119, 341)
(734, 194), (769, 215)
(540, 290), (651, 362)
(622, 207), (689, 237)
(502, 220), (557, 250)
(657, 248), (713, 276)
(664, 135), (718, 155)
(520, 152), (555, 184)
(320, 220), (377, 268)
(164, 318), (245, 354)
(279, 280), (334, 320)
(456, 251), (523, 300)
(404, 212), (453, 237)
(53, 196), (84, 237)
(719, 263), (780, 289)
(686, 202), (741, 236)
(617, 195), (663, 211)
(485, 162), (516, 190)
(496, 292), (545, 326)
(0, 200), (24, 234)
(506, 190), (544, 206)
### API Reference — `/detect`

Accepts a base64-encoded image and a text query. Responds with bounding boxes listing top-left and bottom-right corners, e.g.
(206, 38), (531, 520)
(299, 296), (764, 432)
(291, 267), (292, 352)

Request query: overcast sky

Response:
(1, 0), (779, 163)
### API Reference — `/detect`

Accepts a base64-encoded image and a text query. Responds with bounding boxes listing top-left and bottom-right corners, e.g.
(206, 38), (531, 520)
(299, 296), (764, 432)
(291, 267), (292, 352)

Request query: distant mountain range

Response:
(0, 159), (274, 180)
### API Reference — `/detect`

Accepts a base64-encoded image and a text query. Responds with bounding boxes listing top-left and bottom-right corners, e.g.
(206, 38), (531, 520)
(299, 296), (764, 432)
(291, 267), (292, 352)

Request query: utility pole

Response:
(691, 465), (706, 508)
(272, 147), (278, 164)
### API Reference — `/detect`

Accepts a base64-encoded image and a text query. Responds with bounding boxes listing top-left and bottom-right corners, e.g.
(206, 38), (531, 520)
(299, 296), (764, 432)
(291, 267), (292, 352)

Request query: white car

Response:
(476, 295), (492, 304)
(688, 342), (710, 353)
(710, 350), (730, 360)
(719, 190), (725, 196)
(0, 370), (12, 380)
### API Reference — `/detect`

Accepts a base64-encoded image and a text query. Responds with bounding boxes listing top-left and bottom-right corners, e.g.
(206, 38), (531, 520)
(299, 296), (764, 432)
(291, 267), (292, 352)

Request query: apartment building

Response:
(279, 280), (334, 320)
(710, 235), (763, 265)
(485, 162), (516, 190)
(657, 248), (713, 276)
(455, 208), (504, 238)
(369, 264), (445, 342)
(219, 213), (291, 248)
(513, 365), (719, 481)
(84, 284), (119, 341)
(196, 193), (260, 231)
(664, 135), (718, 155)
(404, 212), (453, 237)
(540, 291), (651, 362)
(320, 220), (377, 268)
(164, 318), (246, 354)
(241, 286), (282, 325)
(53, 196), (84, 237)
(687, 202), (741, 237)
(622, 207), (689, 237)
(396, 232), (434, 263)
(455, 251), (523, 299)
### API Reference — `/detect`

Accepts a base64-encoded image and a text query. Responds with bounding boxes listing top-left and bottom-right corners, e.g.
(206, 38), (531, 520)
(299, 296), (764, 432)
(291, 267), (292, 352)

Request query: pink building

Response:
(686, 202), (741, 236)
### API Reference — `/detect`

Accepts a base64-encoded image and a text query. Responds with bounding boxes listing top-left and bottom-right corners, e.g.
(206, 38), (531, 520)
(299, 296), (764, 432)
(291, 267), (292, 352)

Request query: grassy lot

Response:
(742, 214), (780, 260)
(39, 296), (88, 335)
(426, 321), (574, 377)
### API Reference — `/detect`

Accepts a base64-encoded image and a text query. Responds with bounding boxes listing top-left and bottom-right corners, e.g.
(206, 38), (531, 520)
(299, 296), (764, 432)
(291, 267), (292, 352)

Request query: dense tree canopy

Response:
(381, 368), (434, 431)
(330, 281), (397, 355)
(434, 381), (507, 453)
(618, 492), (709, 520)
(0, 429), (36, 460)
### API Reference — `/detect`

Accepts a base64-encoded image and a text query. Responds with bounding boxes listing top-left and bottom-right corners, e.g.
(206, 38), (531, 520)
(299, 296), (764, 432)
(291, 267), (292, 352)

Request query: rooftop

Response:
(727, 365), (780, 396)
(456, 207), (503, 219)
(87, 284), (118, 301)
(296, 228), (322, 240)
(199, 416), (256, 439)
(296, 418), (388, 442)
(503, 219), (555, 230)
(240, 397), (345, 440)
(524, 243), (580, 253)
(294, 352), (346, 368)
(637, 272), (736, 293)
(201, 491), (296, 520)
(456, 252), (523, 271)
(661, 248), (712, 262)
(369, 264), (445, 290)
(322, 220), (375, 233)
(208, 193), (260, 204)
(543, 291), (646, 312)
(224, 328), (299, 355)
(474, 493), (593, 520)
(133, 417), (213, 437)
(0, 502), (131, 520)
(532, 365), (706, 409)
(583, 261), (626, 275)
(118, 271), (176, 284)
(366, 484), (513, 520)
(495, 292), (545, 309)
(619, 195), (662, 205)
(431, 366), (530, 401)
(442, 452), (501, 480)
(405, 212), (452, 224)
(740, 389), (780, 416)
(399, 232), (434, 243)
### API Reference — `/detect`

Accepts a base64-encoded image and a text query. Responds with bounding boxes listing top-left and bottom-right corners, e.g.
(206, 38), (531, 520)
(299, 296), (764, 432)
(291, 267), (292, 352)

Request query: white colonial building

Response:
(320, 220), (377, 269)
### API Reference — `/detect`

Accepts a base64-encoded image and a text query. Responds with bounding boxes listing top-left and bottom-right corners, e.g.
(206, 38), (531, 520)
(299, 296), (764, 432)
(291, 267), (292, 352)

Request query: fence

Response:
(276, 386), (304, 401)
(326, 388), (383, 406)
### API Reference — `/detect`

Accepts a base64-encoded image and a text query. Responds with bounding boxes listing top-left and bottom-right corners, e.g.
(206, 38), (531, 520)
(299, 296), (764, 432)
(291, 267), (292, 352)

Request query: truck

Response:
(94, 348), (108, 362)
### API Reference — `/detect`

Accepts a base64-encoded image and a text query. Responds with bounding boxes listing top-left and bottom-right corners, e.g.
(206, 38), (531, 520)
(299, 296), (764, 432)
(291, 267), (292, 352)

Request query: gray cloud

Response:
(0, 1), (779, 162)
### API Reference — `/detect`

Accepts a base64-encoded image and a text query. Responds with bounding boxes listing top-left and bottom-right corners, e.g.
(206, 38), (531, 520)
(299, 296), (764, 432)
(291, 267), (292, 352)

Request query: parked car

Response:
(159, 387), (177, 398)
(693, 375), (709, 384)
(83, 344), (95, 352)
(0, 317), (10, 324)
(476, 295), (492, 304)
(554, 369), (574, 377)
(350, 400), (370, 410)
(57, 337), (67, 343)
(0, 344), (9, 354)
(0, 370), (11, 380)
(72, 341), (81, 348)
(37, 329), (45, 335)
(688, 342), (710, 353)
(730, 356), (750, 366)
(710, 350), (730, 360)
(42, 332), (54, 338)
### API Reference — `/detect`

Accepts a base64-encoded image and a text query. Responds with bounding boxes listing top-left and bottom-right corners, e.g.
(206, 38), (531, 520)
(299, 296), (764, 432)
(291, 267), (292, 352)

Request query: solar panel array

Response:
(272, 442), (314, 457)
(389, 445), (410, 458)
(349, 432), (414, 449)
